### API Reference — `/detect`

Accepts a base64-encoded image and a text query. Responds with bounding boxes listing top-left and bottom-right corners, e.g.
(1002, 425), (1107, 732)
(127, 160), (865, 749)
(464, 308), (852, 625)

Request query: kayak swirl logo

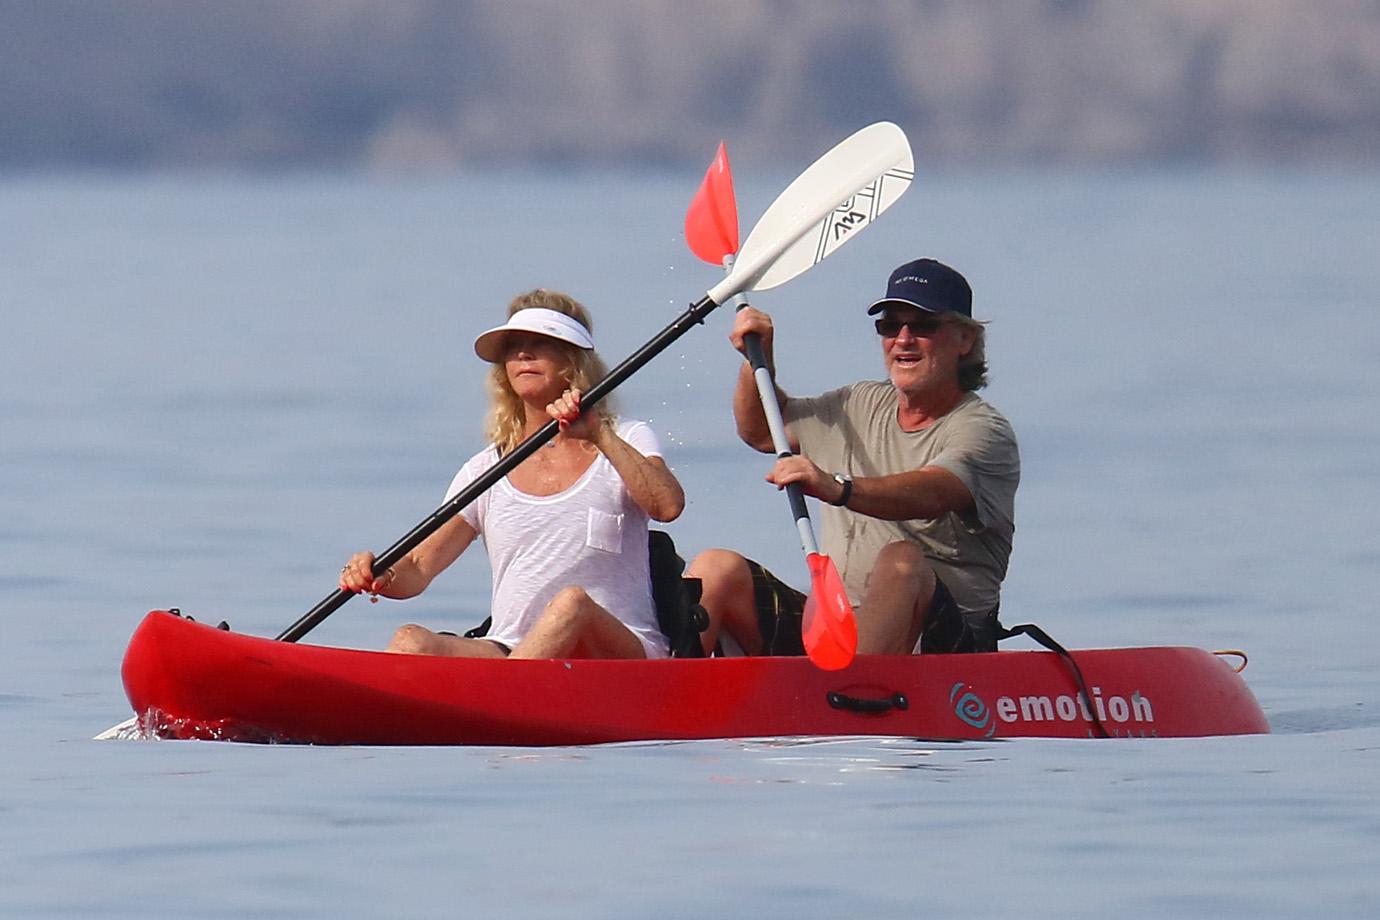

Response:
(949, 681), (997, 738)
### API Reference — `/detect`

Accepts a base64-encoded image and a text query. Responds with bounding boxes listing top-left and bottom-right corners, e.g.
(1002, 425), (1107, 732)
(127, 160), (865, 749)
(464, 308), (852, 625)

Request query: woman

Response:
(339, 289), (685, 659)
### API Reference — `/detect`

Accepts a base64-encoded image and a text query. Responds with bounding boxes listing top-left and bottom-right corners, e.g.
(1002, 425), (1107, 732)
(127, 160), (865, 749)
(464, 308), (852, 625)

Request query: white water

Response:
(2, 169), (1379, 917)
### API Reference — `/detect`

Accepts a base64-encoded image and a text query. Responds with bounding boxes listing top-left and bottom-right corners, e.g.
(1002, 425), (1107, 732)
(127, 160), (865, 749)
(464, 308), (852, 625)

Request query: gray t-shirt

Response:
(784, 381), (1019, 615)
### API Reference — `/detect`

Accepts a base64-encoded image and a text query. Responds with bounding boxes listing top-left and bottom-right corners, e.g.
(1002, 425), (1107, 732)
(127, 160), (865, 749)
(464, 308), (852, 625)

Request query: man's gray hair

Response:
(955, 317), (989, 392)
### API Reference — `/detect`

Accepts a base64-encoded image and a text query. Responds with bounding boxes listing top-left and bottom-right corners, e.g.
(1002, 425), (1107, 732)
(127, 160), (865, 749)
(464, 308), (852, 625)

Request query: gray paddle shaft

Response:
(727, 258), (823, 558)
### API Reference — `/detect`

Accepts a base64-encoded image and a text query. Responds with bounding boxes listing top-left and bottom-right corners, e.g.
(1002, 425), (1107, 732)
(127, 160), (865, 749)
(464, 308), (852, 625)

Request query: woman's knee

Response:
(388, 623), (433, 654)
(543, 585), (594, 623)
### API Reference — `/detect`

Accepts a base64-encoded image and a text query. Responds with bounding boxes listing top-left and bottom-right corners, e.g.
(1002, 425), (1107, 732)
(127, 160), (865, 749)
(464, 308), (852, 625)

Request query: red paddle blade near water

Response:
(802, 553), (857, 670)
(684, 141), (739, 264)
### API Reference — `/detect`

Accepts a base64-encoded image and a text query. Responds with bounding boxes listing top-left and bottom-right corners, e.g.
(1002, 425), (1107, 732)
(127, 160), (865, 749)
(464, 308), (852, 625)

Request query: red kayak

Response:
(119, 610), (1269, 745)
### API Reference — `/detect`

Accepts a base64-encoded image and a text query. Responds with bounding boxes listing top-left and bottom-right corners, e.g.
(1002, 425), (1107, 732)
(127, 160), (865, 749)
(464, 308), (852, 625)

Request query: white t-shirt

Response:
(445, 418), (669, 657)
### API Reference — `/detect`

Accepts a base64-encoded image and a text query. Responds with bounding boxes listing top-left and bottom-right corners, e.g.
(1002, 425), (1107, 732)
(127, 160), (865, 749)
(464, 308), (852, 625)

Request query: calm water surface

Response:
(2, 169), (1379, 917)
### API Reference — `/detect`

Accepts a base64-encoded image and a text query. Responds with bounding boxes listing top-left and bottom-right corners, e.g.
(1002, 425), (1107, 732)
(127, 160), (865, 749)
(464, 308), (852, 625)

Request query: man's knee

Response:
(873, 541), (931, 579)
(687, 549), (750, 600)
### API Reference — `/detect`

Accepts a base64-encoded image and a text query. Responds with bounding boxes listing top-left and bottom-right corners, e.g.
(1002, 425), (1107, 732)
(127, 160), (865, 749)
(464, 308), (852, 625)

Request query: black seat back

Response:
(647, 530), (708, 658)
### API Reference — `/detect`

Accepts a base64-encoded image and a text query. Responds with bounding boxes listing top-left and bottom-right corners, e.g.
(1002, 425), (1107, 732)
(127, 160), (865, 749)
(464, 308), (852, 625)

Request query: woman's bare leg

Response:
(508, 586), (647, 659)
(387, 624), (509, 657)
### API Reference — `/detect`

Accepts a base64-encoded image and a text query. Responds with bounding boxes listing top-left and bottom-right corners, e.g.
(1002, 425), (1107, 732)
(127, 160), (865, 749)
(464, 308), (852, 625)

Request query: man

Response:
(688, 258), (1019, 656)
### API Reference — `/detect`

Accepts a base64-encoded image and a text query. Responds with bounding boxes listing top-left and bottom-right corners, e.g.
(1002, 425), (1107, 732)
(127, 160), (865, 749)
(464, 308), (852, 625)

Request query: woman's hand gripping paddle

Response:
(687, 143), (859, 670)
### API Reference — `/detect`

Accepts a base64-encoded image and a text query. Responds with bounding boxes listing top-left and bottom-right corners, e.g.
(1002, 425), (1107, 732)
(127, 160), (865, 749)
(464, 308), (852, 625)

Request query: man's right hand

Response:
(729, 305), (775, 361)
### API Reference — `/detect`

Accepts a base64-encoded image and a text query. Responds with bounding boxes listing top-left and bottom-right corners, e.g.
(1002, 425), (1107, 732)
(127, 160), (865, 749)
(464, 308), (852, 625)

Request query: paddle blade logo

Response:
(752, 164), (914, 291)
(802, 553), (857, 670)
(949, 681), (997, 738)
(817, 167), (913, 256)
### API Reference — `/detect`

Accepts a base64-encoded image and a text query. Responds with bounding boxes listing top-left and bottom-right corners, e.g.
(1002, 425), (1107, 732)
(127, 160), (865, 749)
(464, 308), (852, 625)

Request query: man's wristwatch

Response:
(830, 472), (853, 507)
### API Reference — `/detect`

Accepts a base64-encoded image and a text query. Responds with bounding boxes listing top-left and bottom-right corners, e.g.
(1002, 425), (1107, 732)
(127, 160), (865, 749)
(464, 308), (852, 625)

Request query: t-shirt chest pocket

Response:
(586, 508), (625, 553)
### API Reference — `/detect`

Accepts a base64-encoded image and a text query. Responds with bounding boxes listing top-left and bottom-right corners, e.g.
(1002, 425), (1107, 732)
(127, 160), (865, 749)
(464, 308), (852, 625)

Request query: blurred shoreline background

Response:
(4, 0), (1379, 175)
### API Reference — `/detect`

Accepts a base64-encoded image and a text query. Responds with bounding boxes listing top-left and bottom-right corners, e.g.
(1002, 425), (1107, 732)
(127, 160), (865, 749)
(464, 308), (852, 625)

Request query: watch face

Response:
(831, 473), (852, 506)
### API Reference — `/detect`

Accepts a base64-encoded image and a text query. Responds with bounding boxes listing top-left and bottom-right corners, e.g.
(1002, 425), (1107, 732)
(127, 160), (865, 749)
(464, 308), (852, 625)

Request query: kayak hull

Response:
(120, 610), (1270, 745)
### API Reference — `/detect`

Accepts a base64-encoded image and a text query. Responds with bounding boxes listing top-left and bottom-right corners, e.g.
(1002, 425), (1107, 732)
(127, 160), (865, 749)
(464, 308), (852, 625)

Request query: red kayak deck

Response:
(120, 610), (1270, 745)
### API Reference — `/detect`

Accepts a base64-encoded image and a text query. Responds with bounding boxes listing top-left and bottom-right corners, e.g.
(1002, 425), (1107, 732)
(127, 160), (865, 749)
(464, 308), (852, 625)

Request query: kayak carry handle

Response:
(827, 690), (909, 714)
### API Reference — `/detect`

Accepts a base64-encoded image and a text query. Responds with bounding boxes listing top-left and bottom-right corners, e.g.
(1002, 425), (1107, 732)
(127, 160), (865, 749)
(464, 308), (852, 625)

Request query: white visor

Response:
(473, 307), (595, 362)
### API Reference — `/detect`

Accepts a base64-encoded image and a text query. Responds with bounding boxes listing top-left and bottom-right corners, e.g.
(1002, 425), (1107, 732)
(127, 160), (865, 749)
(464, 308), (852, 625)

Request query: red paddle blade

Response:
(684, 141), (740, 264)
(802, 553), (858, 670)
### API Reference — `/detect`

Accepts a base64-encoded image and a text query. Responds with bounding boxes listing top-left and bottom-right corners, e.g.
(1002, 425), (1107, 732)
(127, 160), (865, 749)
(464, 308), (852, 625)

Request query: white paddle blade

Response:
(94, 716), (140, 740)
(752, 159), (913, 291)
(708, 122), (913, 304)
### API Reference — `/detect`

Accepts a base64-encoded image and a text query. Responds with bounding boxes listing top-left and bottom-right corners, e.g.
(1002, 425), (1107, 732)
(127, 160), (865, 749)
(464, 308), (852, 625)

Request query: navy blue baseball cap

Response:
(867, 258), (972, 318)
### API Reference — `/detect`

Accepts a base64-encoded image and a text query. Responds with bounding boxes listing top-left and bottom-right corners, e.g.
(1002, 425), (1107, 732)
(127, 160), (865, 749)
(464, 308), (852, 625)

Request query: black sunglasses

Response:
(874, 316), (945, 337)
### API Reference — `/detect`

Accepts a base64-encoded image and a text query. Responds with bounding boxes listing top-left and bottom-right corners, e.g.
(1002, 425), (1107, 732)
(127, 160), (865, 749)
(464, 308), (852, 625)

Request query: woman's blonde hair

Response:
(483, 289), (614, 455)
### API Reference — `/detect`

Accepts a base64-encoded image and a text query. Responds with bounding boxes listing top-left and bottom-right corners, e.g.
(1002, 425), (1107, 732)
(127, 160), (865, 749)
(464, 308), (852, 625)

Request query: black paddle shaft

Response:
(276, 295), (722, 643)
